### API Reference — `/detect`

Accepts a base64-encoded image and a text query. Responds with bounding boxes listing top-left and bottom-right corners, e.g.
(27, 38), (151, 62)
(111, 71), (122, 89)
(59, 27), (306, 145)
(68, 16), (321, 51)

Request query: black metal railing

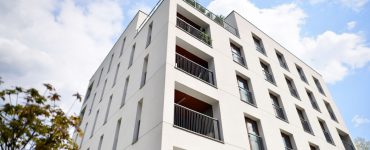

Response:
(310, 100), (320, 111)
(256, 45), (266, 54)
(280, 61), (288, 70)
(174, 104), (221, 141)
(273, 104), (286, 120)
(175, 53), (215, 85)
(329, 112), (337, 121)
(342, 141), (356, 150)
(289, 87), (299, 98)
(239, 87), (254, 105)
(248, 133), (265, 150)
(176, 17), (212, 46)
(300, 119), (312, 133)
(263, 70), (275, 84)
(232, 51), (245, 66)
(323, 131), (334, 144)
(183, 0), (239, 37)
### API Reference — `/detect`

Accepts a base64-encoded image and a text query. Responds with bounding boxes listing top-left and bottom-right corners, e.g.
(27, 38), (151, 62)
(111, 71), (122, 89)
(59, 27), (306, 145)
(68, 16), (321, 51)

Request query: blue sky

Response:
(0, 0), (369, 141)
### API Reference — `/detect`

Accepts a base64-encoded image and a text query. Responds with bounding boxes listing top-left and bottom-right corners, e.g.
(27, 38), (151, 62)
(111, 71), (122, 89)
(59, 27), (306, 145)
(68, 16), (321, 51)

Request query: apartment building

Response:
(74, 0), (355, 149)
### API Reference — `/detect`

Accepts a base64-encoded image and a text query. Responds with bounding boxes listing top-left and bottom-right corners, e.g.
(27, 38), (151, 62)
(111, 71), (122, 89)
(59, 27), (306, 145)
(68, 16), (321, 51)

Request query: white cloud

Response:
(0, 0), (124, 115)
(341, 0), (369, 11)
(352, 115), (370, 127)
(208, 0), (370, 84)
(347, 21), (357, 30)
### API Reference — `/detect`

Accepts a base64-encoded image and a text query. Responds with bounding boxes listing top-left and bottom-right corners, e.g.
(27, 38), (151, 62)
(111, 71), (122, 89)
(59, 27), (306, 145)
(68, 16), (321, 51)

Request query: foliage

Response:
(355, 137), (370, 150)
(0, 79), (82, 150)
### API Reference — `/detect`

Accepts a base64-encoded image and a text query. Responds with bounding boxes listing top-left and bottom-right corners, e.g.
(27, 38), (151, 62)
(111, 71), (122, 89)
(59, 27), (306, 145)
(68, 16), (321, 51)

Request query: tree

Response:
(354, 137), (370, 150)
(0, 77), (82, 150)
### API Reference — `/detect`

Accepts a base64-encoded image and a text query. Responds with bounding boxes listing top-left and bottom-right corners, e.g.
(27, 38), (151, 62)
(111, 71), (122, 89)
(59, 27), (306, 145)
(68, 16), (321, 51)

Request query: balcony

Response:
(248, 133), (265, 150)
(273, 104), (286, 121)
(300, 119), (313, 134)
(263, 70), (275, 84)
(182, 0), (239, 37)
(176, 16), (212, 46)
(175, 53), (215, 86)
(323, 131), (334, 144)
(174, 90), (221, 141)
(289, 88), (299, 99)
(239, 87), (254, 105)
(310, 101), (320, 111)
(232, 52), (245, 66)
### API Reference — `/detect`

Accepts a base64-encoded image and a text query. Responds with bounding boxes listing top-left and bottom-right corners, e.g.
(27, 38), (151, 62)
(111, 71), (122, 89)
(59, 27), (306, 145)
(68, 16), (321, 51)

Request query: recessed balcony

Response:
(175, 45), (215, 86)
(182, 0), (239, 37)
(174, 90), (222, 141)
(176, 13), (212, 46)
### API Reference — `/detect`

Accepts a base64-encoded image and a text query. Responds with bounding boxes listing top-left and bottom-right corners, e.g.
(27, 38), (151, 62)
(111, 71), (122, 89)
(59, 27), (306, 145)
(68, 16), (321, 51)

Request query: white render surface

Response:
(75, 0), (354, 150)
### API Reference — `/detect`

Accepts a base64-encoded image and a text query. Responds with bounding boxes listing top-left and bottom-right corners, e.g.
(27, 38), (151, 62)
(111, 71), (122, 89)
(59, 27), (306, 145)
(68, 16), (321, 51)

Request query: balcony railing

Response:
(239, 87), (254, 105)
(279, 61), (288, 70)
(232, 52), (245, 66)
(342, 141), (356, 150)
(323, 131), (334, 144)
(248, 133), (265, 150)
(263, 70), (275, 84)
(273, 104), (286, 120)
(175, 53), (215, 85)
(329, 112), (337, 121)
(310, 100), (320, 111)
(176, 17), (212, 46)
(183, 0), (239, 37)
(174, 104), (221, 141)
(300, 119), (312, 133)
(256, 45), (266, 54)
(289, 88), (299, 98)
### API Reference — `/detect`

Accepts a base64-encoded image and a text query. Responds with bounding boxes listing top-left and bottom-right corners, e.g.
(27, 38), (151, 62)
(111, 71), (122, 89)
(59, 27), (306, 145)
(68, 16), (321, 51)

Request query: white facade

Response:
(75, 0), (355, 150)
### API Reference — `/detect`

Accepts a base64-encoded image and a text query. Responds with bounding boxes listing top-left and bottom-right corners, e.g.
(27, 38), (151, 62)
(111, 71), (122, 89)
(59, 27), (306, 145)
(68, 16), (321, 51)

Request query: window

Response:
(80, 122), (88, 148)
(140, 55), (149, 88)
(112, 63), (121, 87)
(79, 107), (86, 125)
(98, 135), (104, 150)
(270, 93), (287, 121)
(313, 77), (325, 95)
(103, 95), (113, 124)
(253, 35), (266, 54)
(285, 76), (300, 99)
(319, 119), (334, 144)
(276, 51), (288, 70)
(107, 53), (114, 73)
(296, 108), (313, 134)
(90, 110), (99, 138)
(146, 22), (153, 47)
(97, 68), (104, 86)
(120, 76), (130, 107)
(309, 143), (319, 150)
(133, 100), (143, 144)
(84, 82), (94, 103)
(230, 42), (245, 66)
(99, 79), (107, 102)
(281, 132), (294, 150)
(338, 130), (355, 150)
(237, 76), (254, 105)
(260, 61), (275, 84)
(128, 44), (136, 68)
(306, 90), (320, 111)
(119, 37), (126, 57)
(112, 118), (122, 150)
(296, 65), (307, 83)
(245, 117), (264, 150)
(89, 92), (97, 115)
(324, 101), (337, 122)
